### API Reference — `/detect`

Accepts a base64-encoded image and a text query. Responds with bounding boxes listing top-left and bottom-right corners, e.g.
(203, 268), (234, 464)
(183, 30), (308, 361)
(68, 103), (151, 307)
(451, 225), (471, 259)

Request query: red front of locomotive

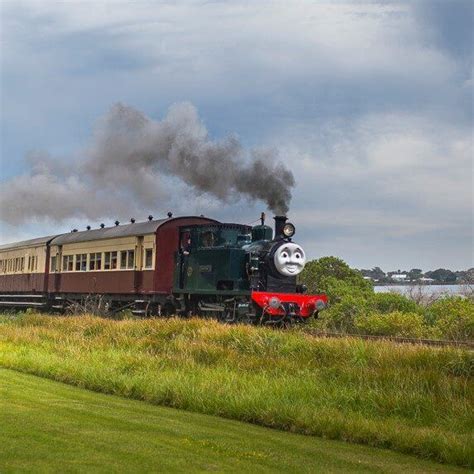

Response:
(251, 291), (328, 319)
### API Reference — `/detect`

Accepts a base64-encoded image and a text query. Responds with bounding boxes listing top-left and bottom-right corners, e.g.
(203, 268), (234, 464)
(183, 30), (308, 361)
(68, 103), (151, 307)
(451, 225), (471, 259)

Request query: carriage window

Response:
(20, 257), (24, 272)
(89, 253), (102, 271)
(104, 251), (118, 270)
(120, 251), (127, 269)
(127, 250), (134, 269)
(75, 254), (87, 271)
(120, 250), (134, 269)
(63, 255), (74, 272)
(50, 256), (57, 272)
(144, 249), (153, 268)
(111, 251), (117, 269)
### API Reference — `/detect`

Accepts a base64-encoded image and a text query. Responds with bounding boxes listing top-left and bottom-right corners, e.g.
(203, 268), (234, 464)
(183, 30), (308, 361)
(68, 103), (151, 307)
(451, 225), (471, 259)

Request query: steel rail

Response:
(301, 329), (474, 349)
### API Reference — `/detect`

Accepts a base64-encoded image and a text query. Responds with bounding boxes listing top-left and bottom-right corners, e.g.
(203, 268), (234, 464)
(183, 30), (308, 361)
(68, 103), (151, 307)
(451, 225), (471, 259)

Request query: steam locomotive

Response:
(0, 213), (327, 324)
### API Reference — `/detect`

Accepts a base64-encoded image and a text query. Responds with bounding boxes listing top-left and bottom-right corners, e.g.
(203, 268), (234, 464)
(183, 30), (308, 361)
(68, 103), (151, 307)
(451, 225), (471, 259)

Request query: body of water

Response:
(374, 284), (465, 295)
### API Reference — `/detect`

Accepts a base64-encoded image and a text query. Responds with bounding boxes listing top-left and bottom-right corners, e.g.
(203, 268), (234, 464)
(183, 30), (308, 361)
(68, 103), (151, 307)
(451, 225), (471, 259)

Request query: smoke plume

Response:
(1, 102), (295, 224)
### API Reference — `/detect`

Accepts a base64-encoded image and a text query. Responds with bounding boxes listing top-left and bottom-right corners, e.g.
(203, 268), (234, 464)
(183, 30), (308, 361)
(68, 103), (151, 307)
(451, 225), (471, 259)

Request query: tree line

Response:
(357, 266), (474, 284)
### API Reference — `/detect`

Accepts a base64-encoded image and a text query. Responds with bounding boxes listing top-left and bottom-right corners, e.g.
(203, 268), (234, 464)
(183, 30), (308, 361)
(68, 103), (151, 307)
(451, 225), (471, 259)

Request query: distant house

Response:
(391, 274), (407, 281)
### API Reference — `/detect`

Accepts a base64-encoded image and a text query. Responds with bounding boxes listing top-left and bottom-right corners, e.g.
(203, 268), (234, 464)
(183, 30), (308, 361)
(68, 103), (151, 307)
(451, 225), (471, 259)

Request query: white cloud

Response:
(1, 0), (472, 269)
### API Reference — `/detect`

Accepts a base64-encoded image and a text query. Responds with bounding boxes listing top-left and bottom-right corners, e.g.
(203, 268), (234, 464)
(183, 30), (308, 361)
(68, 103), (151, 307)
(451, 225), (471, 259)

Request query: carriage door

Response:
(54, 246), (62, 292)
(178, 230), (191, 289)
(134, 236), (144, 293)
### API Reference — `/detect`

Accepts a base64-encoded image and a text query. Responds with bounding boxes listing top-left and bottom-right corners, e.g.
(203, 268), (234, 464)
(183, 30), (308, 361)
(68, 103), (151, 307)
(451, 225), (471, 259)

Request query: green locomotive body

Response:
(171, 217), (327, 324)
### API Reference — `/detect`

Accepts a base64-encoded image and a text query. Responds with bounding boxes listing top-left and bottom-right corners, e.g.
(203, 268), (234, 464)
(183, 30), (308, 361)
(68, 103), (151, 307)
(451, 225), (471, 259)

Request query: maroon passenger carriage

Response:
(0, 216), (216, 312)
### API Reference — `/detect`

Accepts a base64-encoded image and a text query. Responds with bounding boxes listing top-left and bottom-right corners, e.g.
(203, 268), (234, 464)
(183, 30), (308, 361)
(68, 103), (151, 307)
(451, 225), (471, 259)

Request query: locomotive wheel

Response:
(259, 304), (291, 327)
(162, 301), (176, 317)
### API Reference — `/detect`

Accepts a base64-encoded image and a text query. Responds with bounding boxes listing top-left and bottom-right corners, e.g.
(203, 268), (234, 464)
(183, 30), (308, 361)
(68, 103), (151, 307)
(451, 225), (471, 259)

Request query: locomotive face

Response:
(273, 242), (306, 276)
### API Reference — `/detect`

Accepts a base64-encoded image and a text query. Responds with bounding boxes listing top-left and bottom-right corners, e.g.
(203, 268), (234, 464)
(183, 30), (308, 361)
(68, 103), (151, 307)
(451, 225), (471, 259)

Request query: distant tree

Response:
(360, 269), (372, 278)
(371, 267), (386, 280)
(408, 268), (423, 280)
(359, 267), (386, 281)
(455, 268), (474, 284)
(425, 268), (457, 283)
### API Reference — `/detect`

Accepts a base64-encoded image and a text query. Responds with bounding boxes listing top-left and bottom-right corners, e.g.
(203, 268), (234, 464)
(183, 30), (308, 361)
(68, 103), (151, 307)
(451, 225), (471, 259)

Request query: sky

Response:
(0, 0), (472, 271)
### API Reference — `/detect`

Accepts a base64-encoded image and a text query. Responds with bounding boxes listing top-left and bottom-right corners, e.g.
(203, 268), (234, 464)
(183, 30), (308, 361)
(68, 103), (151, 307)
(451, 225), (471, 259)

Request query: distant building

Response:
(391, 274), (407, 281)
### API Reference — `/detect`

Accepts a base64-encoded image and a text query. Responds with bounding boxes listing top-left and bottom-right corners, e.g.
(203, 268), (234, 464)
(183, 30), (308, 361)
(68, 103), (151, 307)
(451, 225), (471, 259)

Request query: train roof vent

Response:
(130, 218), (135, 223)
(72, 229), (78, 233)
(115, 220), (120, 226)
(148, 215), (153, 221)
(100, 223), (105, 229)
(86, 225), (91, 230)
(167, 212), (173, 218)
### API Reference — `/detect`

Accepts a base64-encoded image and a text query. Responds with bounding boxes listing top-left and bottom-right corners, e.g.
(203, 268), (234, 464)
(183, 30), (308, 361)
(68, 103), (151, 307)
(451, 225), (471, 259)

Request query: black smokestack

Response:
(0, 102), (295, 225)
(274, 215), (288, 240)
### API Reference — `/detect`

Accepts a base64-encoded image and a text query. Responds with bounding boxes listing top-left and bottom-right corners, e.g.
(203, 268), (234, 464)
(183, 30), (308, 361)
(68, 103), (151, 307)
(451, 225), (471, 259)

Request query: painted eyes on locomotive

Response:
(273, 243), (307, 276)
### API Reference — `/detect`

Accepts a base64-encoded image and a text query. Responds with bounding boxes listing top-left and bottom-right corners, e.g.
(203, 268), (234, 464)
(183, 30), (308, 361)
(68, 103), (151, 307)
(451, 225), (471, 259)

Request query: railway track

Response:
(302, 329), (474, 349)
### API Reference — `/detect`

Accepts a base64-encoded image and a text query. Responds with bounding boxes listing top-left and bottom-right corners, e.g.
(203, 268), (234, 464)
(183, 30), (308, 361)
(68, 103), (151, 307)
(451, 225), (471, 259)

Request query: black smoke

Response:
(1, 102), (295, 224)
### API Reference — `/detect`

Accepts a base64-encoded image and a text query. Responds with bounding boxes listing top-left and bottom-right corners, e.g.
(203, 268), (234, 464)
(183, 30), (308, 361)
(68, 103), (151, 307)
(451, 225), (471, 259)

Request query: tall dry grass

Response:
(0, 314), (473, 468)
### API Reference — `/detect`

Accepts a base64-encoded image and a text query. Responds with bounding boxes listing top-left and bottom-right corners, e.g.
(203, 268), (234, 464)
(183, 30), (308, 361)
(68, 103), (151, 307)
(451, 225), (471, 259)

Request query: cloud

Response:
(271, 111), (472, 268)
(412, 0), (473, 60)
(0, 1), (472, 269)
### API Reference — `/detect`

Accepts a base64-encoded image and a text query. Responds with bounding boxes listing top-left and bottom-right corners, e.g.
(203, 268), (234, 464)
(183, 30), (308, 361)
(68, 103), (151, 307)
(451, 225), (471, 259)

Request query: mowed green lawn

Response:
(1, 369), (466, 473)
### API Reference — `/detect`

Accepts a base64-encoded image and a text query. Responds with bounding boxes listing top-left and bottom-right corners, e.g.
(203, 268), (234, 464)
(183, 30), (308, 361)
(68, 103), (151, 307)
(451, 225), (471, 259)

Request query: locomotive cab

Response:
(174, 223), (252, 294)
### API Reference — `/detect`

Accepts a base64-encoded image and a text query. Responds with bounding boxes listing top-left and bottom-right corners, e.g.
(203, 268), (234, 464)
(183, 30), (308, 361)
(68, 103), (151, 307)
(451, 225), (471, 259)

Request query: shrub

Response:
(355, 311), (431, 339)
(316, 295), (370, 332)
(299, 256), (373, 302)
(427, 297), (474, 341)
(301, 257), (376, 333)
(370, 292), (420, 314)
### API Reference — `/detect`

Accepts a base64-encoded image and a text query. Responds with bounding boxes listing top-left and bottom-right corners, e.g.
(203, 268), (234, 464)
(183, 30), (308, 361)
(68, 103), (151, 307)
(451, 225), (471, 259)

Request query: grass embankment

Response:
(0, 314), (473, 468)
(4, 369), (467, 473)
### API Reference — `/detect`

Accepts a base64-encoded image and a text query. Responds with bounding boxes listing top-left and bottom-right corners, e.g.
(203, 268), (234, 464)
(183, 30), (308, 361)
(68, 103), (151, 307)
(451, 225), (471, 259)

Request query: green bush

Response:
(370, 292), (420, 314)
(302, 257), (375, 332)
(426, 297), (474, 341)
(355, 311), (432, 339)
(316, 295), (370, 332)
(300, 257), (373, 303)
(301, 257), (474, 343)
